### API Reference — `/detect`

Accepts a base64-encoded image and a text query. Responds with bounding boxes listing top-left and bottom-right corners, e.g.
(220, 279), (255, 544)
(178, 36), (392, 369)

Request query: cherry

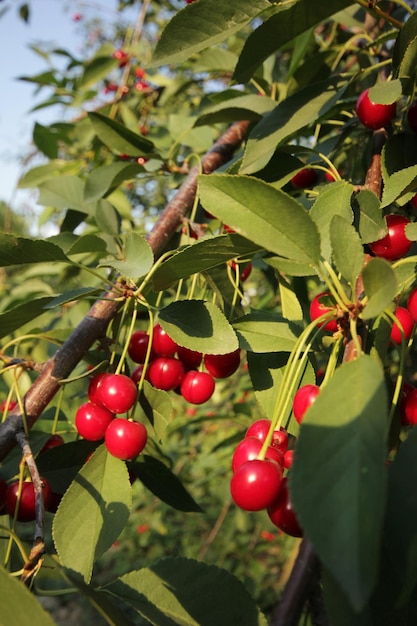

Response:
(245, 419), (288, 453)
(293, 384), (320, 424)
(0, 399), (17, 412)
(407, 100), (417, 133)
(267, 477), (303, 537)
(230, 459), (283, 511)
(105, 418), (148, 460)
(399, 382), (415, 426)
(152, 324), (178, 357)
(177, 346), (202, 370)
(128, 330), (153, 364)
(39, 434), (64, 455)
(180, 370), (215, 405)
(88, 372), (108, 406)
(283, 449), (294, 469)
(131, 364), (150, 384)
(148, 356), (185, 391)
(96, 373), (138, 414)
(5, 479), (51, 522)
(0, 478), (7, 514)
(369, 214), (411, 261)
(230, 261), (252, 282)
(232, 437), (284, 473)
(355, 88), (397, 130)
(404, 388), (417, 426)
(113, 49), (129, 67)
(407, 288), (417, 322)
(75, 402), (114, 441)
(309, 291), (338, 332)
(291, 168), (317, 189)
(390, 306), (414, 345)
(203, 349), (240, 379)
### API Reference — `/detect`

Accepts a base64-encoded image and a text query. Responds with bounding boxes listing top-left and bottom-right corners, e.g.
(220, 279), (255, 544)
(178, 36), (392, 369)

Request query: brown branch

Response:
(0, 120), (250, 462)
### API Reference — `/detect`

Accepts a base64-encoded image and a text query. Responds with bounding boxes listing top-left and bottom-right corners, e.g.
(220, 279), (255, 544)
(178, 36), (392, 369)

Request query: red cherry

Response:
(404, 388), (417, 426)
(135, 67), (145, 79)
(390, 306), (414, 345)
(180, 370), (215, 405)
(39, 434), (64, 455)
(356, 88), (397, 130)
(203, 349), (240, 379)
(105, 419), (148, 460)
(128, 330), (153, 364)
(399, 382), (415, 426)
(113, 49), (129, 67)
(309, 291), (338, 332)
(0, 478), (7, 514)
(131, 364), (150, 384)
(5, 479), (51, 522)
(87, 372), (108, 406)
(148, 356), (185, 391)
(407, 100), (417, 133)
(245, 419), (288, 453)
(407, 288), (417, 322)
(283, 450), (294, 469)
(177, 346), (202, 370)
(0, 399), (17, 412)
(230, 459), (283, 511)
(230, 261), (252, 282)
(293, 384), (320, 424)
(369, 214), (411, 261)
(291, 168), (317, 189)
(96, 373), (138, 414)
(75, 402), (114, 441)
(232, 437), (284, 473)
(152, 324), (178, 357)
(267, 477), (303, 537)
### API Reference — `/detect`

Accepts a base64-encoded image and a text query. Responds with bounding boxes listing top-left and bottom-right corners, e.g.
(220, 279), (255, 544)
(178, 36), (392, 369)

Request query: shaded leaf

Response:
(0, 234), (69, 266)
(233, 311), (300, 353)
(0, 296), (57, 339)
(99, 232), (153, 281)
(361, 258), (398, 320)
(0, 565), (57, 626)
(194, 94), (276, 127)
(80, 55), (118, 89)
(330, 216), (364, 286)
(138, 381), (173, 442)
(89, 112), (154, 156)
(84, 162), (142, 203)
(310, 181), (354, 261)
(353, 190), (386, 244)
(37, 176), (96, 214)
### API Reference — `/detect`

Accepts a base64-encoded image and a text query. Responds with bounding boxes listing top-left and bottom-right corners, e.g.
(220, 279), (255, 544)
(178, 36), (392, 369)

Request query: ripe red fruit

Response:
(39, 434), (64, 455)
(293, 384), (320, 424)
(267, 477), (303, 537)
(0, 399), (17, 412)
(232, 437), (284, 473)
(230, 459), (283, 511)
(105, 418), (148, 460)
(283, 450), (294, 469)
(75, 402), (114, 441)
(369, 214), (411, 261)
(180, 370), (215, 404)
(5, 479), (51, 522)
(407, 288), (417, 322)
(355, 88), (397, 130)
(128, 330), (153, 364)
(113, 49), (129, 67)
(96, 373), (138, 414)
(88, 372), (108, 406)
(177, 346), (202, 370)
(230, 261), (252, 282)
(400, 382), (415, 425)
(0, 478), (7, 514)
(407, 100), (417, 133)
(152, 324), (178, 357)
(390, 306), (414, 345)
(245, 419), (288, 453)
(291, 168), (317, 189)
(309, 291), (338, 332)
(404, 388), (417, 426)
(148, 356), (185, 391)
(203, 349), (240, 379)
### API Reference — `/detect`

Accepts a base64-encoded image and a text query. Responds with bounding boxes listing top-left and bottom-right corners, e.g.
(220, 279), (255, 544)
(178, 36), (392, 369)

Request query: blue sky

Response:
(0, 0), (117, 216)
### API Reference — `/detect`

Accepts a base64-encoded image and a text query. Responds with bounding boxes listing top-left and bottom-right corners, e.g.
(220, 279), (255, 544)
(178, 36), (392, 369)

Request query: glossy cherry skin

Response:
(152, 324), (178, 357)
(230, 261), (252, 283)
(177, 346), (203, 370)
(148, 356), (185, 391)
(128, 330), (153, 364)
(0, 478), (7, 514)
(309, 292), (338, 332)
(283, 450), (294, 469)
(369, 214), (411, 262)
(267, 477), (303, 537)
(88, 372), (108, 406)
(245, 419), (288, 453)
(39, 434), (64, 455)
(356, 88), (397, 130)
(5, 479), (51, 522)
(96, 373), (138, 414)
(404, 388), (417, 426)
(131, 364), (150, 384)
(400, 382), (415, 425)
(407, 288), (417, 322)
(390, 306), (414, 345)
(291, 168), (317, 189)
(293, 384), (320, 424)
(407, 100), (417, 133)
(105, 419), (148, 460)
(75, 402), (115, 441)
(180, 370), (215, 405)
(230, 459), (283, 511)
(203, 349), (240, 379)
(232, 437), (284, 473)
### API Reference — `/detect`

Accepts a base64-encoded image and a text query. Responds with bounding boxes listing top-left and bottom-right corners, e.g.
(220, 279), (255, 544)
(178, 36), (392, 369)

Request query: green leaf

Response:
(0, 234), (69, 266)
(309, 181), (354, 261)
(80, 55), (118, 89)
(44, 288), (102, 309)
(393, 12), (417, 85)
(49, 233), (108, 256)
(0, 296), (57, 338)
(381, 134), (417, 208)
(18, 160), (83, 188)
(198, 175), (321, 266)
(278, 275), (304, 323)
(52, 445), (132, 583)
(89, 112), (154, 156)
(353, 190), (386, 244)
(158, 300), (238, 355)
(37, 176), (96, 214)
(233, 311), (300, 353)
(152, 233), (261, 291)
(368, 79), (402, 105)
(99, 232), (154, 281)
(233, 0), (353, 83)
(0, 564), (57, 626)
(36, 440), (98, 494)
(291, 356), (388, 611)
(138, 381), (173, 442)
(361, 258), (398, 320)
(95, 199), (121, 236)
(84, 162), (142, 203)
(33, 122), (59, 159)
(265, 256), (318, 277)
(103, 557), (268, 626)
(240, 76), (349, 174)
(330, 216), (364, 286)
(194, 94), (276, 127)
(150, 0), (270, 68)
(130, 455), (203, 513)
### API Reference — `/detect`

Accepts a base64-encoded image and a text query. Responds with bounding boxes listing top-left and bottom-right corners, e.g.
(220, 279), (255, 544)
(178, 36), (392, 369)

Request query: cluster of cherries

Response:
(230, 418), (302, 537)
